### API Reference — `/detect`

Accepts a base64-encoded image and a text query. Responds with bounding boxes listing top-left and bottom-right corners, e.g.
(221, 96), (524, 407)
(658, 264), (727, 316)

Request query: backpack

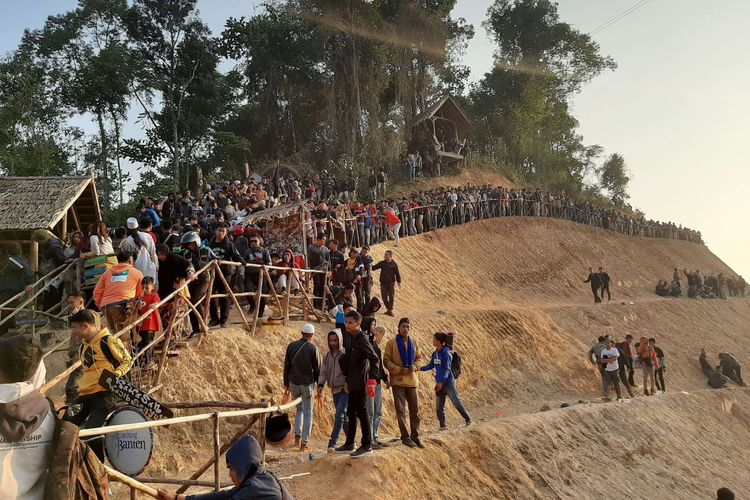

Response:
(639, 347), (653, 367)
(44, 410), (109, 500)
(451, 351), (462, 380)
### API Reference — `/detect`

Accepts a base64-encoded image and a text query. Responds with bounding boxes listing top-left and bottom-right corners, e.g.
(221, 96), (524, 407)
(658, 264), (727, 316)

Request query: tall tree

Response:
(598, 153), (630, 205)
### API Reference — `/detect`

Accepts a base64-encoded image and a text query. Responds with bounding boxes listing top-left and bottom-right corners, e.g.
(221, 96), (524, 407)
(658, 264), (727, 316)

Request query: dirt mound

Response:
(143, 216), (749, 498)
(289, 389), (750, 499)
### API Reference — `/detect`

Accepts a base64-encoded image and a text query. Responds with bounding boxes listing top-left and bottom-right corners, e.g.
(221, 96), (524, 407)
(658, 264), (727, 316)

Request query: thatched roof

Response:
(243, 200), (308, 225)
(0, 176), (101, 232)
(411, 95), (474, 136)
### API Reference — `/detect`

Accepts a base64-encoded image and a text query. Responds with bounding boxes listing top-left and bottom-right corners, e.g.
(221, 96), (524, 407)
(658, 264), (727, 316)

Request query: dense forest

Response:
(0, 0), (631, 214)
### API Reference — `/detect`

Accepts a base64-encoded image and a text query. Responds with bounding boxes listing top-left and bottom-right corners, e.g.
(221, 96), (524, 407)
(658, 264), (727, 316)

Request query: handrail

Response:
(0, 260), (74, 309)
(78, 397), (302, 437)
(218, 260), (327, 274)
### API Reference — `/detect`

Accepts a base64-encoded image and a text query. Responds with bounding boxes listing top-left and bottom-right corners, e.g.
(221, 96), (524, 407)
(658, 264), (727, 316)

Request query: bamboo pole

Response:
(105, 465), (158, 498)
(202, 263), (216, 325)
(175, 414), (261, 495)
(213, 413), (220, 491)
(139, 478), (233, 488)
(213, 263), (251, 331)
(262, 267), (284, 316)
(217, 260), (326, 274)
(166, 401), (270, 410)
(0, 306), (66, 322)
(250, 269), (263, 335)
(153, 297), (183, 389)
(79, 399), (299, 437)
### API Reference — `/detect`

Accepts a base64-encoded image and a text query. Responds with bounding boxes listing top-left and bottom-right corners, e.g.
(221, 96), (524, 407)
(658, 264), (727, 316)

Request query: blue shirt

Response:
(420, 346), (453, 384)
(145, 208), (161, 227)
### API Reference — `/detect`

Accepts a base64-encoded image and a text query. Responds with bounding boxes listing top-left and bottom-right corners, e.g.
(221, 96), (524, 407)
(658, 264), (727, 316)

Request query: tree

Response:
(598, 153), (630, 205)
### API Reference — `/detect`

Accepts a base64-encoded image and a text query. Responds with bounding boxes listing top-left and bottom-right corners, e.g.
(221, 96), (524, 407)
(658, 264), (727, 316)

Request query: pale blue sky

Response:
(2, 0), (748, 277)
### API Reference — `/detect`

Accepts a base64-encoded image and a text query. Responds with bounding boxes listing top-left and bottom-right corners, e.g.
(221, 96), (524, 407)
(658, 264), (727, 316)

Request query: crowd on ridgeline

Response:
(587, 334), (746, 403)
(656, 268), (746, 299)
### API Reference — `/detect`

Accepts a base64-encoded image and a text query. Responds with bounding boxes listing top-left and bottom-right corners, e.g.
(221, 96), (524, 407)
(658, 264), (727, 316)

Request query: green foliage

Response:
(598, 153), (630, 205)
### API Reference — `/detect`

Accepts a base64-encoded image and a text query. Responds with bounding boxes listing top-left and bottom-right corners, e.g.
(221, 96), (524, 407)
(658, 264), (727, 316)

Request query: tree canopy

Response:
(0, 0), (631, 211)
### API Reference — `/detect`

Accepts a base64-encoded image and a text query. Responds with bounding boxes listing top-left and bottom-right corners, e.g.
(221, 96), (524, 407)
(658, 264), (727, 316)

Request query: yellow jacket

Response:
(78, 327), (133, 396)
(383, 335), (422, 388)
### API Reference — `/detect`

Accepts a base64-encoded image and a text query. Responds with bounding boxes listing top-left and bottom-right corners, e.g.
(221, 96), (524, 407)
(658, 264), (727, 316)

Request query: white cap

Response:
(301, 323), (315, 335)
(126, 217), (139, 229)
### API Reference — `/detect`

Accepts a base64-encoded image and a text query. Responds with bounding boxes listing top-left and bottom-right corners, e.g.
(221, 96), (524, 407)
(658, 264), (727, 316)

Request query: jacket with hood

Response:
(318, 330), (346, 394)
(339, 331), (378, 392)
(383, 335), (422, 388)
(187, 435), (290, 500)
(0, 381), (55, 499)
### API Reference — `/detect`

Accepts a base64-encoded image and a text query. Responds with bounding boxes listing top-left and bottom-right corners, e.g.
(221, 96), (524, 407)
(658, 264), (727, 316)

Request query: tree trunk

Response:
(110, 107), (125, 205)
(96, 108), (110, 212)
(349, 0), (363, 150)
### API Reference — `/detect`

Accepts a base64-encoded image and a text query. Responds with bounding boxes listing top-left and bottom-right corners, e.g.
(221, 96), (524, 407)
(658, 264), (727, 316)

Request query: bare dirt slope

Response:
(146, 216), (750, 499)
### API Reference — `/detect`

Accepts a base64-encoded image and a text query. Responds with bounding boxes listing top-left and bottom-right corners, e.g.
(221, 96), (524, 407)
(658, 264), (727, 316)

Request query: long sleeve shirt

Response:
(283, 339), (320, 387)
(372, 260), (401, 284)
(78, 327), (133, 396)
(420, 346), (453, 384)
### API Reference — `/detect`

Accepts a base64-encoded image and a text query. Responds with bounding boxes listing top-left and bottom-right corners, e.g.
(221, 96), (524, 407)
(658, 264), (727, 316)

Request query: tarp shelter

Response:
(410, 95), (474, 163)
(0, 176), (101, 270)
(242, 200), (310, 263)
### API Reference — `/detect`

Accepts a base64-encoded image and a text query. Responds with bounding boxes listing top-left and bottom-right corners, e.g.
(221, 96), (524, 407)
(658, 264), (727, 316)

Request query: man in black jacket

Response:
(583, 268), (601, 303)
(308, 233), (330, 311)
(283, 323), (320, 452)
(598, 266), (612, 301)
(209, 225), (244, 327)
(337, 310), (379, 458)
(156, 244), (192, 300)
(372, 250), (402, 316)
(243, 236), (271, 318)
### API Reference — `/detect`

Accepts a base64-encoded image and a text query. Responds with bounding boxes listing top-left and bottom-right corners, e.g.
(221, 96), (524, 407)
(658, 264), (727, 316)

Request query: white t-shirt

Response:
(600, 347), (620, 372)
(90, 235), (114, 256)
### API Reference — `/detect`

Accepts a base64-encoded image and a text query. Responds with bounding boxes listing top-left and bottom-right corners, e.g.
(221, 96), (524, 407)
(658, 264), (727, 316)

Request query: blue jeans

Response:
(290, 382), (315, 444)
(436, 379), (471, 427)
(366, 383), (383, 442)
(331, 390), (349, 445)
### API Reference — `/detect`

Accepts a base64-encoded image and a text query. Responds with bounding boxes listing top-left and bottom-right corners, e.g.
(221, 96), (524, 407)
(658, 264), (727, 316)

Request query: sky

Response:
(1, 0), (748, 278)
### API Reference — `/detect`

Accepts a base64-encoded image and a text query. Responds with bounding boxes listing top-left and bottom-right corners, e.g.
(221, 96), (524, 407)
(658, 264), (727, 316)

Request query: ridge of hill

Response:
(146, 215), (749, 498)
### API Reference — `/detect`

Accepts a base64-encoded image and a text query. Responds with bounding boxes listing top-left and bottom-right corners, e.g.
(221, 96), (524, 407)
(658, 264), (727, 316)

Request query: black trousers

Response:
(245, 272), (267, 317)
(655, 367), (666, 391)
(601, 284), (611, 301)
(313, 274), (326, 310)
(625, 357), (635, 386)
(381, 282), (396, 311)
(65, 391), (115, 461)
(188, 278), (211, 334)
(344, 388), (371, 448)
(210, 277), (230, 323)
(591, 286), (601, 303)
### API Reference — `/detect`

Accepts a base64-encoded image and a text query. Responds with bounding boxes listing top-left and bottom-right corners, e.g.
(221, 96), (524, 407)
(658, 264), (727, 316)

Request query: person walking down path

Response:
(318, 329), (348, 453)
(420, 332), (472, 428)
(637, 336), (658, 396)
(336, 310), (379, 458)
(283, 324), (321, 453)
(584, 267), (602, 303)
(599, 338), (624, 402)
(383, 317), (424, 449)
(598, 267), (612, 302)
(372, 250), (401, 317)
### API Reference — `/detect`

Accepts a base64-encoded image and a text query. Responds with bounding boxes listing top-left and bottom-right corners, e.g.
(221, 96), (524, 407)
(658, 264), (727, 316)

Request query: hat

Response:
(126, 217), (139, 229)
(302, 323), (315, 334)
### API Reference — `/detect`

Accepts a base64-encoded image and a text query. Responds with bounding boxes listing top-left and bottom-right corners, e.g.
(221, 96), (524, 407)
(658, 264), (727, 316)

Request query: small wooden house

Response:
(0, 176), (101, 269)
(410, 95), (474, 165)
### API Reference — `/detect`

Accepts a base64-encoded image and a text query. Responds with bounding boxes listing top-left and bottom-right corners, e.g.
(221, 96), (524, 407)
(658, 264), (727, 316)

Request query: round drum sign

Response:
(103, 406), (154, 476)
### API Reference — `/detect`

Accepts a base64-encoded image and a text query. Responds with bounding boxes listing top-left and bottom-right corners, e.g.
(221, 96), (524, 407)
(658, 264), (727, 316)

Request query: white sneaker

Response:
(616, 398), (625, 403)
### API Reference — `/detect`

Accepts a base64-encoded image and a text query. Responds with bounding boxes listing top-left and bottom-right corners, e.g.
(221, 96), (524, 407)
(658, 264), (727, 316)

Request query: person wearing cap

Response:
(383, 317), (424, 448)
(120, 217), (158, 282)
(283, 323), (320, 453)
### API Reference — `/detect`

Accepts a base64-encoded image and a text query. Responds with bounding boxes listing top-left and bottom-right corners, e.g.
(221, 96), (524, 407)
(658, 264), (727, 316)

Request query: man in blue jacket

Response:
(420, 332), (471, 429)
(156, 435), (291, 500)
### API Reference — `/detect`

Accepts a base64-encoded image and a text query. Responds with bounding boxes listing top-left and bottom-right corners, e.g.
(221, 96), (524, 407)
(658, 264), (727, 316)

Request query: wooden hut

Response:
(410, 95), (474, 167)
(0, 176), (101, 269)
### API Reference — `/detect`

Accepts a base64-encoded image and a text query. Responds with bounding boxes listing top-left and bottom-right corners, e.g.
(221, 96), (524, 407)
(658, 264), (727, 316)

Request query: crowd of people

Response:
(655, 268), (746, 299)
(283, 315), (470, 458)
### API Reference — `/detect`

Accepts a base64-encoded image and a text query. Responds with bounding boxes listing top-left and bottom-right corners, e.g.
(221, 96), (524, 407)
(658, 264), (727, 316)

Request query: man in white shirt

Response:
(600, 338), (623, 401)
(0, 335), (55, 499)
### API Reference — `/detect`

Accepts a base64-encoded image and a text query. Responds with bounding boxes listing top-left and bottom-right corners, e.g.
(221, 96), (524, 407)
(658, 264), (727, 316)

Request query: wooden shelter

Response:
(0, 176), (101, 269)
(242, 199), (310, 262)
(411, 95), (474, 164)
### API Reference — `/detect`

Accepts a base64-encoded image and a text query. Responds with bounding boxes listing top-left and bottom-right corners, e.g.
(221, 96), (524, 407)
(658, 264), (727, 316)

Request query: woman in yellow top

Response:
(65, 309), (133, 461)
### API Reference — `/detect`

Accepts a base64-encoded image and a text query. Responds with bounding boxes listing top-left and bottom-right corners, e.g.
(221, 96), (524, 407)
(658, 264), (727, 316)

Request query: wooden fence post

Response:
(213, 413), (220, 491)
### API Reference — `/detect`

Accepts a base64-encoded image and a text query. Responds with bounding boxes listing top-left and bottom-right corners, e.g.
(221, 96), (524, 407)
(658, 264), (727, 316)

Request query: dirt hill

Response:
(144, 216), (749, 499)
